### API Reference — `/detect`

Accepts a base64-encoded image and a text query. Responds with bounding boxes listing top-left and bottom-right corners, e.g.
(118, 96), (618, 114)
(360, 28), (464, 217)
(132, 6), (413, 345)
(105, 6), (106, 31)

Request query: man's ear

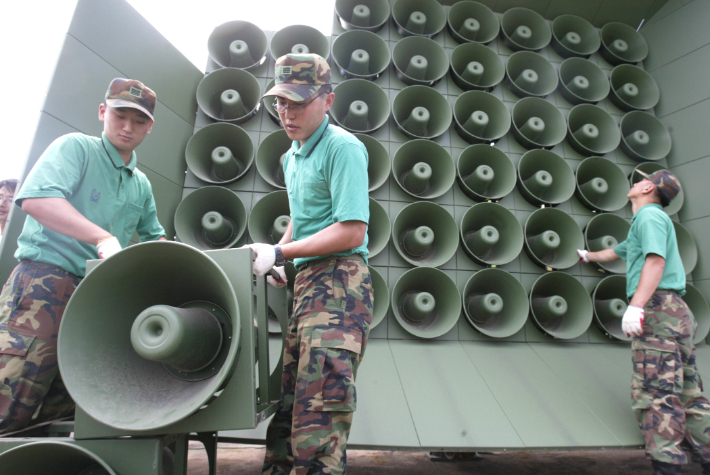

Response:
(98, 103), (106, 121)
(146, 121), (154, 135)
(323, 92), (335, 112)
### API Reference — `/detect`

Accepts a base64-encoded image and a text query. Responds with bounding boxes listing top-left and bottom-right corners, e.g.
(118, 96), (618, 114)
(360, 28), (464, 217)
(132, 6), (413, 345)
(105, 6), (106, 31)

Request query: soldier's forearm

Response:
(588, 248), (621, 263)
(22, 197), (112, 245)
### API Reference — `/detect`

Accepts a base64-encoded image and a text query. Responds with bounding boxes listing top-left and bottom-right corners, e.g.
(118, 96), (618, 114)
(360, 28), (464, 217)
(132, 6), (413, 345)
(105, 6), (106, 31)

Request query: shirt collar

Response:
(632, 203), (662, 222)
(291, 115), (329, 158)
(102, 132), (137, 173)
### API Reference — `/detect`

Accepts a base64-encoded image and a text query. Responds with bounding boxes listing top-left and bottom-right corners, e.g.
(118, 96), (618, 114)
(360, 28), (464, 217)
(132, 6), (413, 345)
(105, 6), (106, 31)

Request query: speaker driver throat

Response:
(201, 215), (238, 248)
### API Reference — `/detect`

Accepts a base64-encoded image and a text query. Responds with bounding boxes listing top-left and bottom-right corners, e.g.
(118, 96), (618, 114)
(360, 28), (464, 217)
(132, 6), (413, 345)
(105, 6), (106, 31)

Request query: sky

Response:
(0, 0), (335, 182)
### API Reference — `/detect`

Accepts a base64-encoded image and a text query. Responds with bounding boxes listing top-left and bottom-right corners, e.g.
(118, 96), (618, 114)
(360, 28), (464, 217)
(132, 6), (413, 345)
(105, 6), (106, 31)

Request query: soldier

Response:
(0, 178), (18, 236)
(578, 170), (710, 475)
(0, 78), (167, 434)
(246, 53), (372, 475)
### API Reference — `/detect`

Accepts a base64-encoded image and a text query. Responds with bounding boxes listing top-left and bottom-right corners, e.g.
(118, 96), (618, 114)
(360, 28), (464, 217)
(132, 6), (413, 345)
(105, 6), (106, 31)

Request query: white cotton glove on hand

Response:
(97, 236), (122, 259)
(622, 305), (645, 337)
(244, 243), (276, 276)
(577, 249), (589, 263)
(267, 266), (287, 288)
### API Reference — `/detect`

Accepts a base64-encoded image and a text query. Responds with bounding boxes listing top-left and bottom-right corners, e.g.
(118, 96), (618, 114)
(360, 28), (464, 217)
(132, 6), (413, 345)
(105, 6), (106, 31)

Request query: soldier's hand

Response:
(243, 243), (276, 276)
(267, 266), (287, 288)
(577, 249), (589, 263)
(622, 305), (644, 337)
(97, 236), (122, 259)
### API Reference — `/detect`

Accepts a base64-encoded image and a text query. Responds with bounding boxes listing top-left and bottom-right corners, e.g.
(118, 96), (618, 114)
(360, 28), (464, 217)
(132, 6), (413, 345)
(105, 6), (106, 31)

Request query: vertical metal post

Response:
(256, 274), (271, 406)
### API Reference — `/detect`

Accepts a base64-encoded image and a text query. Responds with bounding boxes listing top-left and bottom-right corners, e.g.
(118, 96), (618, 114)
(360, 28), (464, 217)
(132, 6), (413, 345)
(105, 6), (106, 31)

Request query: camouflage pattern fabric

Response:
(0, 260), (80, 433)
(636, 169), (682, 206)
(105, 77), (157, 120)
(631, 290), (710, 465)
(263, 255), (372, 475)
(262, 53), (331, 102)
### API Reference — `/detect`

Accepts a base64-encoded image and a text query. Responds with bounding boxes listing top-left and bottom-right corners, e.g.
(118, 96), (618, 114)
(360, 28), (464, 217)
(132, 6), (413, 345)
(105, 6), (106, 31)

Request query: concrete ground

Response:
(186, 443), (705, 474)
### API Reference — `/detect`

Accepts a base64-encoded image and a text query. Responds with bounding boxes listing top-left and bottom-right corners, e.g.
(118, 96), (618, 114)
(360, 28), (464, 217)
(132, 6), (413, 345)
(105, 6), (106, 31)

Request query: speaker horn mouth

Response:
(529, 272), (593, 340)
(185, 123), (255, 185)
(551, 14), (600, 58)
(332, 29), (391, 80)
(207, 20), (268, 71)
(600, 22), (649, 65)
(583, 213), (630, 275)
(525, 207), (584, 270)
(500, 7), (552, 52)
(447, 0), (499, 45)
(391, 0), (446, 38)
(270, 24), (331, 60)
(592, 275), (630, 341)
(335, 0), (391, 32)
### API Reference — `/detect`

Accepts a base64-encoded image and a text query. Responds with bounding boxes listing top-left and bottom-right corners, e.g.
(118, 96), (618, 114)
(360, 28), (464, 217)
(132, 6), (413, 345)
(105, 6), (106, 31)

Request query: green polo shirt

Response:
(14, 132), (166, 277)
(614, 203), (685, 300)
(284, 116), (369, 268)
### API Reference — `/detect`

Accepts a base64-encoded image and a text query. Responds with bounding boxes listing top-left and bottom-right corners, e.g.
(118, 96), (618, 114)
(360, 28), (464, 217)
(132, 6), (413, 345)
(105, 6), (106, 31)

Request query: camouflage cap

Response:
(262, 53), (331, 102)
(636, 169), (682, 207)
(105, 78), (157, 121)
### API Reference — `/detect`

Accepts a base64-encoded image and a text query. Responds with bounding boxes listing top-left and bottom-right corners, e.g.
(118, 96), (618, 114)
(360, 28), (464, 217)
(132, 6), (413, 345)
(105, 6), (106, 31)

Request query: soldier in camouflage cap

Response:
(105, 78), (157, 121)
(635, 169), (682, 208)
(263, 53), (331, 102)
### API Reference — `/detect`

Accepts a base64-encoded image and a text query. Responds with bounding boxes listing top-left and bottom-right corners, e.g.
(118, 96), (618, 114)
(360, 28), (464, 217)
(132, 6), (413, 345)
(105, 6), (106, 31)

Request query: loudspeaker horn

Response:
(174, 187), (247, 251)
(368, 197), (391, 259)
(463, 268), (528, 338)
(517, 149), (576, 206)
(262, 79), (281, 127)
(529, 272), (593, 340)
(566, 104), (621, 156)
(558, 57), (610, 105)
(576, 156), (630, 212)
(525, 207), (585, 270)
(59, 242), (241, 431)
(447, 1), (499, 44)
(591, 275), (630, 341)
(584, 213), (630, 275)
(453, 90), (511, 144)
(511, 97), (567, 149)
(332, 30), (391, 80)
(450, 42), (505, 91)
(393, 85), (452, 139)
(196, 68), (261, 124)
(355, 133), (391, 192)
(460, 202), (523, 266)
(550, 14), (601, 58)
(330, 79), (390, 133)
(630, 162), (684, 216)
(185, 122), (254, 184)
(391, 267), (461, 338)
(505, 51), (558, 98)
(335, 0), (391, 32)
(457, 144), (517, 202)
(392, 201), (459, 268)
(391, 0), (446, 38)
(269, 25), (331, 60)
(392, 139), (455, 199)
(685, 284), (710, 344)
(392, 36), (448, 86)
(256, 129), (291, 190)
(500, 7), (552, 52)
(207, 21), (268, 71)
(673, 221), (698, 274)
(619, 111), (672, 161)
(369, 266), (390, 329)
(248, 190), (291, 245)
(0, 441), (116, 475)
(609, 64), (660, 112)
(600, 22), (649, 65)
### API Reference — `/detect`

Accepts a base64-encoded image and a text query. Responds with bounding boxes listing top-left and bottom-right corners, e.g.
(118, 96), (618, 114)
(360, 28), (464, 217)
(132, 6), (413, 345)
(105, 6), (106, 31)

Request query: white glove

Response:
(622, 305), (645, 337)
(244, 243), (276, 276)
(267, 266), (287, 288)
(97, 236), (122, 259)
(577, 249), (589, 263)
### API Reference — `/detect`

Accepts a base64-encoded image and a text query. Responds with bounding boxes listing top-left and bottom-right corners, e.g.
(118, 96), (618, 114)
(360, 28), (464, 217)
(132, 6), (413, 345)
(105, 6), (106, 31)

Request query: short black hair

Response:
(655, 186), (670, 207)
(0, 179), (18, 193)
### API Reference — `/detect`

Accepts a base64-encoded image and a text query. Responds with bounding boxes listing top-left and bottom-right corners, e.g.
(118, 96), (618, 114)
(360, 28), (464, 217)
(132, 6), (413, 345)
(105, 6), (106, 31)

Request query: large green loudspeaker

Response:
(262, 79), (281, 127)
(685, 284), (710, 344)
(58, 242), (240, 431)
(369, 266), (390, 329)
(392, 36), (448, 86)
(558, 57), (610, 105)
(392, 201), (459, 267)
(355, 133), (390, 192)
(463, 268), (528, 338)
(207, 21), (268, 71)
(592, 275), (630, 341)
(453, 90), (510, 144)
(393, 85), (452, 139)
(368, 197), (391, 259)
(174, 187), (247, 250)
(460, 202), (523, 266)
(391, 0), (446, 38)
(600, 22), (649, 66)
(529, 272), (593, 340)
(450, 42), (505, 91)
(609, 64), (660, 112)
(566, 104), (621, 156)
(584, 213), (630, 274)
(335, 0), (390, 32)
(500, 7), (552, 52)
(391, 267), (461, 339)
(330, 79), (390, 134)
(525, 207), (584, 270)
(185, 122), (254, 184)
(619, 111), (672, 161)
(248, 190), (291, 245)
(457, 144), (516, 202)
(517, 149), (575, 206)
(392, 139), (455, 199)
(511, 97), (567, 149)
(256, 129), (291, 190)
(0, 441), (116, 475)
(575, 156), (630, 212)
(630, 162), (685, 216)
(673, 221), (698, 274)
(332, 30), (391, 80)
(505, 51), (558, 98)
(447, 1), (499, 45)
(550, 14), (601, 58)
(196, 68), (261, 124)
(270, 25), (331, 60)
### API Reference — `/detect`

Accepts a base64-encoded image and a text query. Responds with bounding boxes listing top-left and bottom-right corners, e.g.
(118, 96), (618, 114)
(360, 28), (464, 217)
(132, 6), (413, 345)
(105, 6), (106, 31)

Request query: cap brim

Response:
(262, 83), (324, 102)
(635, 169), (652, 180)
(106, 99), (154, 121)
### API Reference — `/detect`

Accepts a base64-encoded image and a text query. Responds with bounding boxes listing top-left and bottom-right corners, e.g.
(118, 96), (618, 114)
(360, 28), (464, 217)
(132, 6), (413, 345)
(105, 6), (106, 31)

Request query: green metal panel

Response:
(546, 0), (604, 23)
(672, 158), (710, 223)
(663, 100), (710, 167)
(677, 216), (710, 281)
(139, 167), (184, 242)
(592, 0), (655, 28)
(651, 43), (710, 118)
(644, 0), (695, 26)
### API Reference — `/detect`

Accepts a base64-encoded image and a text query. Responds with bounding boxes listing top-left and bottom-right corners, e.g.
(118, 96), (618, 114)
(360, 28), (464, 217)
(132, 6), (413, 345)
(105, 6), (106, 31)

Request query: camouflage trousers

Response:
(631, 290), (710, 465)
(263, 255), (373, 475)
(0, 260), (80, 434)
